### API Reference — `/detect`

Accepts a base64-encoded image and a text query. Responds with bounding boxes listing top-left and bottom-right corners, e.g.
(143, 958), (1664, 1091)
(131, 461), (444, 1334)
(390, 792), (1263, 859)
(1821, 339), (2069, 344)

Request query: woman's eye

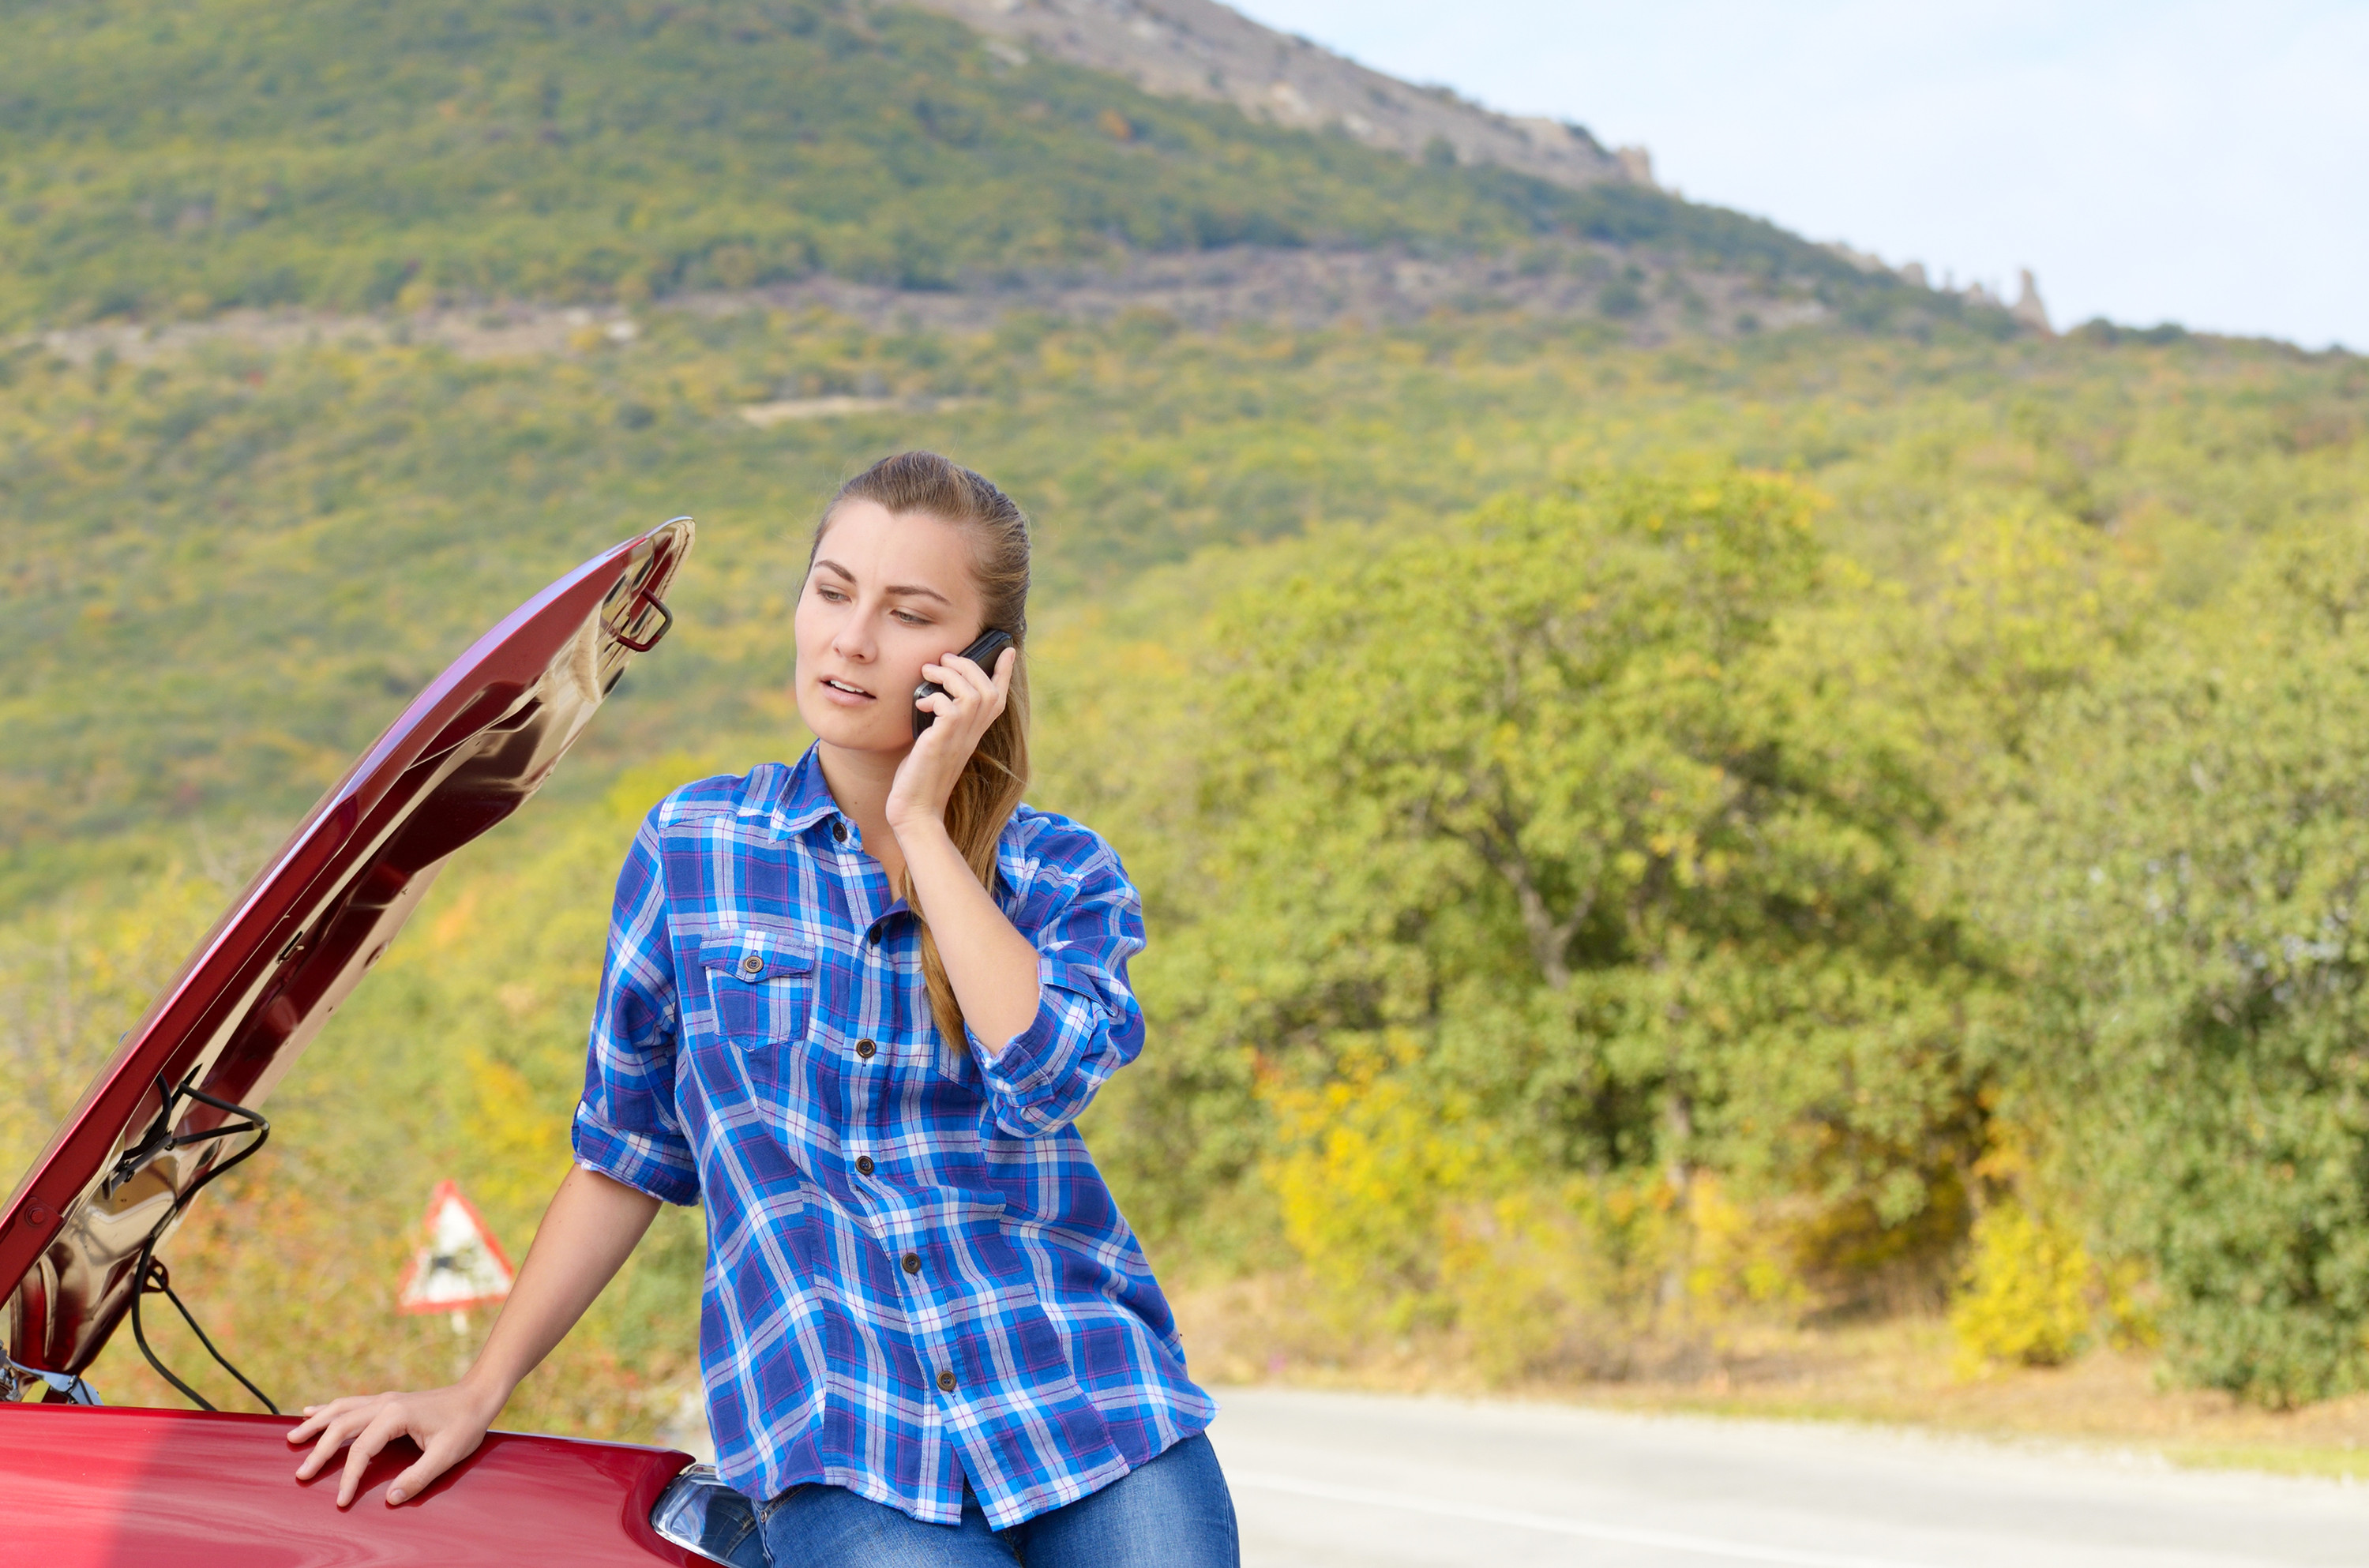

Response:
(893, 610), (929, 626)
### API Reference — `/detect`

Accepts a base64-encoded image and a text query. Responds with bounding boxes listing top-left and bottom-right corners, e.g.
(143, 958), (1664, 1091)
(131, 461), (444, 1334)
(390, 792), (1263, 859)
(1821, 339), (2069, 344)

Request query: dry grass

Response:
(1170, 1273), (2369, 1481)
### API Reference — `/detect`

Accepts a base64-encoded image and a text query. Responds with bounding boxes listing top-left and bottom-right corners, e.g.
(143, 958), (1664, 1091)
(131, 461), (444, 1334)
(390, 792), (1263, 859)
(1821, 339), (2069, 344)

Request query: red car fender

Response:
(0, 1402), (700, 1566)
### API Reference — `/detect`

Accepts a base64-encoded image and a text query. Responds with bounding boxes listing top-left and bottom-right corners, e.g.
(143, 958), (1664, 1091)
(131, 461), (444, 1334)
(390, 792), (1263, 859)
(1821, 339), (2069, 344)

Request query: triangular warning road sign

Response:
(397, 1179), (516, 1315)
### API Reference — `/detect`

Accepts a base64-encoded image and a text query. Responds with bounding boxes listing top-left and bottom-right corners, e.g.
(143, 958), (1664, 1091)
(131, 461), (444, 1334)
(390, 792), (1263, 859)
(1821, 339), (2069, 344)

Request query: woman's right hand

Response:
(283, 1164), (665, 1508)
(287, 1378), (505, 1507)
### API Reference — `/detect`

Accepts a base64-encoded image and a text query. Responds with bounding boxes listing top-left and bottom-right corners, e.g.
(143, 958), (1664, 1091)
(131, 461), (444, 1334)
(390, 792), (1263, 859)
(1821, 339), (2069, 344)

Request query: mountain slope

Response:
(903, 0), (1643, 189)
(0, 0), (1910, 332)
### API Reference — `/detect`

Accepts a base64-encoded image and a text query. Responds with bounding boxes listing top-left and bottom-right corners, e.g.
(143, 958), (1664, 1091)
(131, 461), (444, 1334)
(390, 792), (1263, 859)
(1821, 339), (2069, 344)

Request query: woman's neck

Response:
(814, 740), (909, 891)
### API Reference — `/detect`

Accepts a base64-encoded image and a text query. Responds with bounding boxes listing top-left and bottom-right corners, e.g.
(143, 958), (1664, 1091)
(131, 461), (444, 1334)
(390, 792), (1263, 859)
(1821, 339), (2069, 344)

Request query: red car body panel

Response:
(0, 1404), (697, 1566)
(0, 522), (710, 1562)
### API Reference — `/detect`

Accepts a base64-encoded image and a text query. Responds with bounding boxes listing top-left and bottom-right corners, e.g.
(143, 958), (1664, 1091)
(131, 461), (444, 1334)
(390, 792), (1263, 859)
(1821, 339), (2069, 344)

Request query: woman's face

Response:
(794, 500), (986, 756)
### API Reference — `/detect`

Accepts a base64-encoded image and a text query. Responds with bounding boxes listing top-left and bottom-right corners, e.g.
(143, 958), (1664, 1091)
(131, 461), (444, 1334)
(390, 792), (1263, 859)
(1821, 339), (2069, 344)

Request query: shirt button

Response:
(739, 954), (763, 977)
(901, 1251), (921, 1274)
(855, 1038), (876, 1060)
(937, 1370), (956, 1393)
(832, 820), (847, 843)
(854, 1155), (874, 1176)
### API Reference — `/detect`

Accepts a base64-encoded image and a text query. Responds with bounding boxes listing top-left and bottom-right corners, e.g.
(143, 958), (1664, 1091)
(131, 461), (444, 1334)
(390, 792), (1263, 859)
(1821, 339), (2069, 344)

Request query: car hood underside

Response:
(1, 519), (691, 1396)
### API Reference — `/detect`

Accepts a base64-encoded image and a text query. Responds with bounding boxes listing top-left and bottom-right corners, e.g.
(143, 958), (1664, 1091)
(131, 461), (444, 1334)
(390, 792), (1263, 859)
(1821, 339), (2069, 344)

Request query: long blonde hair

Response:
(813, 452), (1032, 1060)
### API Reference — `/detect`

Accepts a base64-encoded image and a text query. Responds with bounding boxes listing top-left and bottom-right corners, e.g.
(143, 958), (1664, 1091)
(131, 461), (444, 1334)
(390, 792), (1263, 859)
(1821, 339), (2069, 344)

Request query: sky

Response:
(1228, 0), (2367, 351)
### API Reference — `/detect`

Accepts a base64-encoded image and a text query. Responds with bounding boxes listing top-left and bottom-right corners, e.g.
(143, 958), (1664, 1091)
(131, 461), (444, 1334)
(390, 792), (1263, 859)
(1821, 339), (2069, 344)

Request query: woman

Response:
(291, 452), (1235, 1566)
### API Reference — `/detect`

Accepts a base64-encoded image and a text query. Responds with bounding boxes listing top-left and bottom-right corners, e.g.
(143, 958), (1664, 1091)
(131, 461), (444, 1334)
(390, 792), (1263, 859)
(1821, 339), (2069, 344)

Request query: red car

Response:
(0, 520), (750, 1565)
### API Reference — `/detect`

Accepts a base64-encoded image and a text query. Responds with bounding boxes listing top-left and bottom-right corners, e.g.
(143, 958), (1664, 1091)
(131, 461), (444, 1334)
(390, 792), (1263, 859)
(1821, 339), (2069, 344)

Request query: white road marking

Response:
(1229, 1470), (1947, 1568)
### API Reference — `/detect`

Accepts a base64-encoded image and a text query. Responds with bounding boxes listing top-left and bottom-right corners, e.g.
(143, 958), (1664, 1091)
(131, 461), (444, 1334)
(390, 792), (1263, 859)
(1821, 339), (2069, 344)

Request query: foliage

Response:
(6, 310), (2354, 903)
(1972, 519), (2369, 1403)
(4, 294), (2367, 1415)
(1263, 1041), (1481, 1334)
(0, 858), (255, 1185)
(1147, 470), (1986, 1306)
(1436, 1176), (1679, 1382)
(1949, 1201), (2092, 1375)
(1257, 1043), (1802, 1382)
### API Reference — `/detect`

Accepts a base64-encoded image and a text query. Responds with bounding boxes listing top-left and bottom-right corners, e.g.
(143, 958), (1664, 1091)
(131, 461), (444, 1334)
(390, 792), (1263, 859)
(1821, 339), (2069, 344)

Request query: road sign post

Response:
(397, 1180), (516, 1324)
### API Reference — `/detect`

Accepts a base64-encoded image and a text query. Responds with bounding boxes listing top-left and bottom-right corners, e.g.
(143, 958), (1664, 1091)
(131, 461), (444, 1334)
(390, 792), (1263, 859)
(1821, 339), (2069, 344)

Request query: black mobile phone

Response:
(912, 628), (1016, 737)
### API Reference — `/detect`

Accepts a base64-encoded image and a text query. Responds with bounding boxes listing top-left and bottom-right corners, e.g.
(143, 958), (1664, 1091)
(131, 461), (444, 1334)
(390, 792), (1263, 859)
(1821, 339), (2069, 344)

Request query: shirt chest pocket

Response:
(700, 925), (817, 1047)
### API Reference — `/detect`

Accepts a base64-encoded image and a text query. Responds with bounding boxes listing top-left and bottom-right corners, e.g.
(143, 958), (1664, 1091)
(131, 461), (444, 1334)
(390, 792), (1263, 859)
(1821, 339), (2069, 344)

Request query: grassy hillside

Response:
(6, 310), (2357, 905)
(6, 309), (2364, 1429)
(0, 0), (1875, 327)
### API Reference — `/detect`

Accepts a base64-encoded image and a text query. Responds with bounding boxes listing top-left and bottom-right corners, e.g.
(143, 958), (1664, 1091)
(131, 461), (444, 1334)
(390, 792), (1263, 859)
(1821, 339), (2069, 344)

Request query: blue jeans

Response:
(717, 1433), (1238, 1568)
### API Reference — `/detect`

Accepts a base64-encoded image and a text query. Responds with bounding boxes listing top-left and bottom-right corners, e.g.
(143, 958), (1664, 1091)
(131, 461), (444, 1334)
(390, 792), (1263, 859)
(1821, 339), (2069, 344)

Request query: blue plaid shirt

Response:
(571, 748), (1213, 1528)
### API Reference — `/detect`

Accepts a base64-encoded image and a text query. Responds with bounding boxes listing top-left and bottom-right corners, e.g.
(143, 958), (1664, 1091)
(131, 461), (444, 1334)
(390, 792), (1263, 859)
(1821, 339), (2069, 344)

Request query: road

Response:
(1203, 1386), (2369, 1568)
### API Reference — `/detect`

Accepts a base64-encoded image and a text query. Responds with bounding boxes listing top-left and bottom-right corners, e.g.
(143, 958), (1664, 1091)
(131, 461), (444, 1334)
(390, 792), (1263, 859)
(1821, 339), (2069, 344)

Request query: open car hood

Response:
(0, 520), (693, 1395)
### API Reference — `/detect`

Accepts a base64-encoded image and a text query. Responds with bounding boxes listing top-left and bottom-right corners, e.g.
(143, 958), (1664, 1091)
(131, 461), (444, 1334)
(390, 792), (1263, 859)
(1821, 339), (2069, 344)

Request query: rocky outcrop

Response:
(2010, 268), (2052, 335)
(898, 0), (1639, 190)
(1819, 242), (2052, 332)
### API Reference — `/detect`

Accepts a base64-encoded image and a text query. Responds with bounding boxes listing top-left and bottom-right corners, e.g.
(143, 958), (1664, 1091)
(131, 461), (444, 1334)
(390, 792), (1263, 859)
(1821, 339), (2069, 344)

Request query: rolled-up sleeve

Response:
(964, 825), (1148, 1138)
(573, 812), (701, 1205)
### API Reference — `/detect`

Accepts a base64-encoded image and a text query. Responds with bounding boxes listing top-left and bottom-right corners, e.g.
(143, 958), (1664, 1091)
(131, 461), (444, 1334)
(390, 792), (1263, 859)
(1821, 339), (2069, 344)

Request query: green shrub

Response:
(1975, 520), (2369, 1403)
(1949, 1202), (2091, 1373)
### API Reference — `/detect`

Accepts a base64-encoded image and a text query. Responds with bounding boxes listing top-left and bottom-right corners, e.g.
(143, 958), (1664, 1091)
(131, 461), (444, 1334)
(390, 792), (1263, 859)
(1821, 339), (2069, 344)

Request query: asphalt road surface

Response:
(1203, 1386), (2369, 1568)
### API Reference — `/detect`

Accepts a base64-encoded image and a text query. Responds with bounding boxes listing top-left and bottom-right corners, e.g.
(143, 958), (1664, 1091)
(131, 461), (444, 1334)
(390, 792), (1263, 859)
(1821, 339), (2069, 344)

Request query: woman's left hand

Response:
(886, 644), (1016, 833)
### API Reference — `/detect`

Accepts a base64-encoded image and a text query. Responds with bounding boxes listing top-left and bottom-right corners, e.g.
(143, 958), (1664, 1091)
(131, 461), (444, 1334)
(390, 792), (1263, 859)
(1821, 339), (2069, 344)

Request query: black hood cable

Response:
(119, 1070), (279, 1415)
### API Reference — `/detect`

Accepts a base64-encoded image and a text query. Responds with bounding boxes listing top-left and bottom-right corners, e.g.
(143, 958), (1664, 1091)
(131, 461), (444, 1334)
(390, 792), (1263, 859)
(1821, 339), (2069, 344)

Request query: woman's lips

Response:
(818, 675), (876, 706)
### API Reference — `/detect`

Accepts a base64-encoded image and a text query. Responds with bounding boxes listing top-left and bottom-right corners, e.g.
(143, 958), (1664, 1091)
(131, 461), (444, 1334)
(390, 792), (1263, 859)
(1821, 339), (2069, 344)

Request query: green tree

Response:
(1976, 516), (2369, 1403)
(1136, 468), (1988, 1317)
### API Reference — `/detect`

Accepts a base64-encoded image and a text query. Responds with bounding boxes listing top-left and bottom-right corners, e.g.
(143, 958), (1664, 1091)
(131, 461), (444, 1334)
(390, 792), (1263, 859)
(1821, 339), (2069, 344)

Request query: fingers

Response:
(291, 1395), (374, 1475)
(961, 646), (1015, 699)
(917, 654), (1009, 723)
(924, 649), (1004, 692)
(918, 658), (974, 694)
(386, 1438), (456, 1506)
(337, 1409), (404, 1508)
(291, 1388), (491, 1509)
(291, 1397), (346, 1445)
(293, 1431), (334, 1480)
